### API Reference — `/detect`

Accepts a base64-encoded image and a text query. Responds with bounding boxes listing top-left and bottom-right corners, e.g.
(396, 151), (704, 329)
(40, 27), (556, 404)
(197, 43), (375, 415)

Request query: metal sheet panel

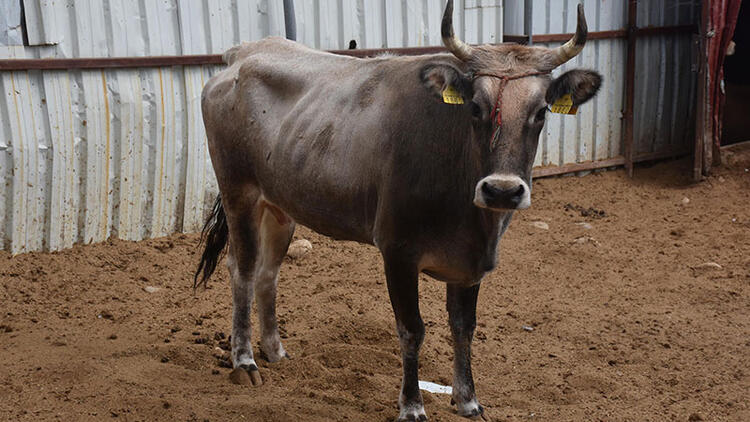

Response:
(529, 0), (628, 168)
(633, 0), (700, 156)
(504, 0), (627, 35)
(0, 0), (24, 46)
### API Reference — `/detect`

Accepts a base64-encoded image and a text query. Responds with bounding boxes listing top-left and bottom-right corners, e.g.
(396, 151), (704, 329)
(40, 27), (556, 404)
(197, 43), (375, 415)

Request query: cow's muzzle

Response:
(473, 174), (531, 210)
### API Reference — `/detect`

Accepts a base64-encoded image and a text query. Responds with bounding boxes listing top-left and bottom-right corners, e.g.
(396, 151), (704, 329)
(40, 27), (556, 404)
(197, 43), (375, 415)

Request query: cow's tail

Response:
(194, 194), (229, 290)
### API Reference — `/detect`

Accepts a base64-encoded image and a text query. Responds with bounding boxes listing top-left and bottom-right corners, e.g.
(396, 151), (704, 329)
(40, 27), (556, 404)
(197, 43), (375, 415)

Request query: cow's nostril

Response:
(481, 182), (524, 199)
(481, 181), (504, 198)
(480, 181), (526, 207)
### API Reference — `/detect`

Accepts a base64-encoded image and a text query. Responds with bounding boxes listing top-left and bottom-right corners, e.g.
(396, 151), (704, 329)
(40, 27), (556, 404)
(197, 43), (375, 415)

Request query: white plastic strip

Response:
(418, 380), (453, 395)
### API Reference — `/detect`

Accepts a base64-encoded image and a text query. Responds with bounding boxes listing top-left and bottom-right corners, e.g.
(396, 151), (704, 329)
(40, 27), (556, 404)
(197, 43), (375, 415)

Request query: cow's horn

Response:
(550, 4), (588, 66)
(442, 0), (472, 61)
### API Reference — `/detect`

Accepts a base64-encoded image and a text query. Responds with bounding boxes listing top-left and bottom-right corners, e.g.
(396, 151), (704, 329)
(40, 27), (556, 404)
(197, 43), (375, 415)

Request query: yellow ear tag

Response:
(442, 85), (464, 105)
(550, 93), (578, 115)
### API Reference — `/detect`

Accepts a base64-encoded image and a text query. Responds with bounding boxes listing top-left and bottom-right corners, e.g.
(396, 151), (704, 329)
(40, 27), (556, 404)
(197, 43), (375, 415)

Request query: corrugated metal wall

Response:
(0, 0), (699, 253)
(0, 0), (504, 253)
(504, 0), (698, 167)
(532, 1), (628, 167)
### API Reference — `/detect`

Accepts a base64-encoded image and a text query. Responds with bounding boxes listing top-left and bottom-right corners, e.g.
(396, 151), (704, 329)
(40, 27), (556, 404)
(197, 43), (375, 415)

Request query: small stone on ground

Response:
(287, 239), (313, 259)
(531, 221), (549, 230)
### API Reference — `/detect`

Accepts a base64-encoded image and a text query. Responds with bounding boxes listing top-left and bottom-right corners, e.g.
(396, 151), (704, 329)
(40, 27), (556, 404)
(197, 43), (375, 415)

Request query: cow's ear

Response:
(420, 64), (472, 103)
(546, 69), (602, 105)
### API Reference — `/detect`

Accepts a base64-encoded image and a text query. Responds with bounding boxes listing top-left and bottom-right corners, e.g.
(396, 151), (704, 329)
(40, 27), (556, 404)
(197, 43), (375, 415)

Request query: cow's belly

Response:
(256, 149), (378, 244)
(266, 186), (376, 244)
(419, 249), (493, 285)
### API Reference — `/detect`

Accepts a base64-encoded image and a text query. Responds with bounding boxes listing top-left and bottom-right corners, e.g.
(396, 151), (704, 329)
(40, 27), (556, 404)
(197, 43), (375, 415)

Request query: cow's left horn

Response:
(442, 0), (473, 61)
(549, 4), (588, 66)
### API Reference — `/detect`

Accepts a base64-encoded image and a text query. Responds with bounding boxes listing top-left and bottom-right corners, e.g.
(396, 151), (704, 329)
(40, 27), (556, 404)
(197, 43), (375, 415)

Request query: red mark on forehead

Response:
(474, 71), (550, 130)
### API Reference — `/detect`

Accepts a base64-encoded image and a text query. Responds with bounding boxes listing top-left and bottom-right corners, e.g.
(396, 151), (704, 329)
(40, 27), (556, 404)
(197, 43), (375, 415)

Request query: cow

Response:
(195, 1), (601, 420)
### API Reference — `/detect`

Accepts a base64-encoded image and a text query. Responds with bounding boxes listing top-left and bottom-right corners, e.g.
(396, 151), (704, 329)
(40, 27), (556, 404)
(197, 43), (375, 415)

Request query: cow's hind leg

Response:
(255, 201), (295, 362)
(223, 189), (263, 385)
(447, 283), (485, 419)
(384, 255), (427, 421)
(225, 193), (294, 385)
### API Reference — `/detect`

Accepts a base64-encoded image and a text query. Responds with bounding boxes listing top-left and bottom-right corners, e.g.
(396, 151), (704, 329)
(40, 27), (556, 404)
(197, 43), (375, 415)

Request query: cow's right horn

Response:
(548, 4), (588, 67)
(442, 0), (473, 61)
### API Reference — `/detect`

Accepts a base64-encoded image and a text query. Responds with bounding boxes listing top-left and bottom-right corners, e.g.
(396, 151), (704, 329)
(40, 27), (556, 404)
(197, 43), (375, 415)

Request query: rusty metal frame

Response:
(0, 25), (697, 71)
(532, 148), (691, 178)
(623, 0), (638, 178)
(503, 25), (693, 44)
(693, 0), (710, 181)
(0, 54), (225, 70)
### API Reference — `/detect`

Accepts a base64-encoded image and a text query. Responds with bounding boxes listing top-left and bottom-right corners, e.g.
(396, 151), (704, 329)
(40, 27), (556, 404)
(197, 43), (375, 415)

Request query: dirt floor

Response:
(1, 148), (749, 422)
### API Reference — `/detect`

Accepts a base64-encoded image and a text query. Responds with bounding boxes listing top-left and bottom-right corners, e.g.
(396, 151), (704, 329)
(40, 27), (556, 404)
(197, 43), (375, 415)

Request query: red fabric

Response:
(706, 0), (742, 150)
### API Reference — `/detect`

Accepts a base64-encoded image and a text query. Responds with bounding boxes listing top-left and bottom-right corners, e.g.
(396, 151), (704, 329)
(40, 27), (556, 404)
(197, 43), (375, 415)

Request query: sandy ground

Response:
(1, 148), (749, 422)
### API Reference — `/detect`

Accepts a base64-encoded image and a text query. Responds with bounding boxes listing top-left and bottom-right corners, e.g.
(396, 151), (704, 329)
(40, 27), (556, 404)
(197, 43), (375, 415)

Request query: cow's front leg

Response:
(384, 256), (427, 421)
(447, 283), (485, 419)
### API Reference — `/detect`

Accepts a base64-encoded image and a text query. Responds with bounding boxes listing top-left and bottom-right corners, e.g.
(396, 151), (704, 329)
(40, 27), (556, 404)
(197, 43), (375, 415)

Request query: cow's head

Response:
(421, 0), (601, 211)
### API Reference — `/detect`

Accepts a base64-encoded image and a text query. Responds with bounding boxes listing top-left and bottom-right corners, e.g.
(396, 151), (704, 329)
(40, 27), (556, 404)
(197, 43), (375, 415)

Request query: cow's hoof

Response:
(461, 405), (486, 420)
(397, 404), (427, 421)
(467, 406), (487, 421)
(397, 414), (427, 422)
(229, 364), (263, 386)
(453, 398), (485, 420)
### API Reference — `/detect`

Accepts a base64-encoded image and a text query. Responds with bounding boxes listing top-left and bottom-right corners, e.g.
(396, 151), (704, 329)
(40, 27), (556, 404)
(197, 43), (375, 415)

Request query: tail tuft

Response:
(194, 194), (229, 290)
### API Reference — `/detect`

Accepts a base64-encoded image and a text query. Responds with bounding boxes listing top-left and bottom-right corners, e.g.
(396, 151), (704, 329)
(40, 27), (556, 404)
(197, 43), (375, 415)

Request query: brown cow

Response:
(196, 1), (600, 420)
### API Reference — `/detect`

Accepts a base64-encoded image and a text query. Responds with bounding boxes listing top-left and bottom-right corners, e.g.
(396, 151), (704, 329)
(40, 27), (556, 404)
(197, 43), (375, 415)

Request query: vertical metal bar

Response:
(694, 33), (706, 181)
(283, 0), (297, 41)
(623, 0), (637, 177)
(703, 0), (715, 174)
(523, 0), (533, 45)
(693, 0), (709, 180)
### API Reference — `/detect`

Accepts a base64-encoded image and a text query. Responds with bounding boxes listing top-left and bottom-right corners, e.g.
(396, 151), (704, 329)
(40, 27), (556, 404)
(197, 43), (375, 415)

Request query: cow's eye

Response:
(470, 101), (482, 120)
(534, 106), (549, 122)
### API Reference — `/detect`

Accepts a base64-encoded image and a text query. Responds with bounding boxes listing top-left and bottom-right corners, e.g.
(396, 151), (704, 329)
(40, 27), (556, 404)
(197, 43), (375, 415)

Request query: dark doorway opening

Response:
(722, 2), (750, 145)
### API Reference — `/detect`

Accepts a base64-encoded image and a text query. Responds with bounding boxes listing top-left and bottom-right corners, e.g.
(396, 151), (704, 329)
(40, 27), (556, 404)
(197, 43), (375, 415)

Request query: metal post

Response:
(623, 0), (637, 178)
(693, 0), (710, 180)
(523, 0), (533, 45)
(283, 0), (296, 41)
